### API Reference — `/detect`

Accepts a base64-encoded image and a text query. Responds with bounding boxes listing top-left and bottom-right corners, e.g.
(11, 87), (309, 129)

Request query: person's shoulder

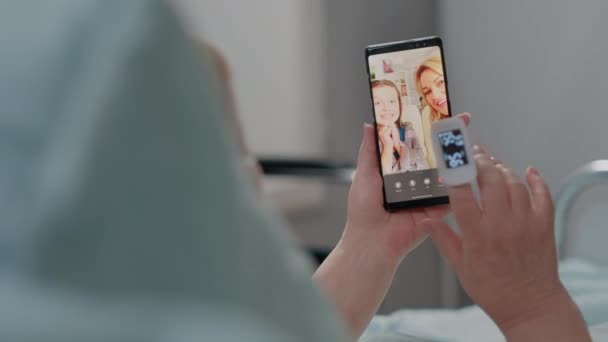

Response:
(61, 0), (181, 41)
(0, 277), (301, 342)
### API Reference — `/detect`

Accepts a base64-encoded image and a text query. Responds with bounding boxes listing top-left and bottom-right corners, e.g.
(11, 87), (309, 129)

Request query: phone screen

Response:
(367, 38), (451, 209)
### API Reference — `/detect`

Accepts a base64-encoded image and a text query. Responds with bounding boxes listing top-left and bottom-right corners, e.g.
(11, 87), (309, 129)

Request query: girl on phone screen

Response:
(372, 80), (404, 174)
(400, 122), (428, 171)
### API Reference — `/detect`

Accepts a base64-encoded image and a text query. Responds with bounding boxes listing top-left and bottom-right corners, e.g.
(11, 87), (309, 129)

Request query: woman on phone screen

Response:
(415, 53), (449, 168)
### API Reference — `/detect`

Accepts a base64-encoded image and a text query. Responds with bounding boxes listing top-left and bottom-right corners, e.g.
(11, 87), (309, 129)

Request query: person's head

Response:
(415, 54), (448, 117)
(403, 122), (418, 149)
(371, 80), (402, 127)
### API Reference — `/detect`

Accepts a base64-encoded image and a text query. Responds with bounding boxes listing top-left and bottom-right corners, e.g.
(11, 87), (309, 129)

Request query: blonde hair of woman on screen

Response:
(415, 53), (449, 168)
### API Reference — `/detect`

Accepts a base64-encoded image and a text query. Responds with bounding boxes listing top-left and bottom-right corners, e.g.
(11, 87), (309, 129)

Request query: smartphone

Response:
(365, 36), (453, 211)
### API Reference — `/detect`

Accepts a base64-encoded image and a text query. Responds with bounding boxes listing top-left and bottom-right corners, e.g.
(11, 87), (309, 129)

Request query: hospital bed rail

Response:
(554, 160), (608, 259)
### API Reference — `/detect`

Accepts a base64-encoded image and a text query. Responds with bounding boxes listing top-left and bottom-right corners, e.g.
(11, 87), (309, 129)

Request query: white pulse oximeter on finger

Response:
(431, 117), (481, 207)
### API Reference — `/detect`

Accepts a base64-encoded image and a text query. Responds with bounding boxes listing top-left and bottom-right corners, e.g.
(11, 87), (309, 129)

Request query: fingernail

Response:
(529, 166), (539, 176)
(473, 145), (481, 151)
(526, 167), (537, 178)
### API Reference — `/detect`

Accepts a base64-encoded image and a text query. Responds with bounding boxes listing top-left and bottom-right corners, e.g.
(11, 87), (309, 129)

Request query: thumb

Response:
(424, 219), (464, 273)
(356, 123), (380, 176)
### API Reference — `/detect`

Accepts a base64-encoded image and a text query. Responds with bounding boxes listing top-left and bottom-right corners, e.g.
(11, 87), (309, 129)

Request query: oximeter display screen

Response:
(438, 129), (468, 169)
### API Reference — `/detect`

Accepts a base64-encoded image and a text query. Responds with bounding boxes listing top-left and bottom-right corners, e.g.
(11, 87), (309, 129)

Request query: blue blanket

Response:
(362, 258), (608, 341)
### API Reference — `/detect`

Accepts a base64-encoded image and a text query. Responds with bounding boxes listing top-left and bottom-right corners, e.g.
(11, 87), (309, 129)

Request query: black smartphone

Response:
(365, 36), (453, 211)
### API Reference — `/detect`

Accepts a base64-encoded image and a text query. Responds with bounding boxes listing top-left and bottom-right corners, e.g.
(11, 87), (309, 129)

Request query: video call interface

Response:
(368, 46), (449, 203)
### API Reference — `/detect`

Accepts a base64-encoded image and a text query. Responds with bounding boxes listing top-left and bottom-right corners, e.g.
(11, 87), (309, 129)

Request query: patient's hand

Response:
(426, 146), (591, 341)
(313, 113), (470, 339)
(342, 122), (447, 262)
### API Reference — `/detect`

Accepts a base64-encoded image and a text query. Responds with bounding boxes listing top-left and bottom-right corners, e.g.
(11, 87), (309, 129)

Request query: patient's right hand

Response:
(424, 146), (591, 341)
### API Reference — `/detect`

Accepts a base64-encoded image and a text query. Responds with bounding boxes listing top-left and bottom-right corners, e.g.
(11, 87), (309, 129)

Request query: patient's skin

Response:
(425, 147), (591, 341)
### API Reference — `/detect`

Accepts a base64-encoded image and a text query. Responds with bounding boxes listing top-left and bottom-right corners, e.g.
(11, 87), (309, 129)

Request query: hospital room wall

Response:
(174, 0), (327, 158)
(174, 0), (332, 218)
(439, 0), (608, 262)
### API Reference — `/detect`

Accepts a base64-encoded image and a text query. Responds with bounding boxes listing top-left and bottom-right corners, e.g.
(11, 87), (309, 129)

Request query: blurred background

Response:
(174, 0), (608, 312)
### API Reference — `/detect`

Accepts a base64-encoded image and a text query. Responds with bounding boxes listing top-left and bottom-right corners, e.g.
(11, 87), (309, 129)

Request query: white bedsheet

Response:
(362, 258), (608, 341)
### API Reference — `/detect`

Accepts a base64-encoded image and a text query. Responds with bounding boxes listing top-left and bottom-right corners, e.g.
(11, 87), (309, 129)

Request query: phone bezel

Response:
(365, 36), (453, 211)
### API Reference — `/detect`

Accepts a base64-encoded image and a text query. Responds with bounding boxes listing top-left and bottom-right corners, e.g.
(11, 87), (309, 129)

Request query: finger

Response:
(472, 145), (498, 163)
(406, 209), (432, 250)
(410, 208), (429, 225)
(526, 167), (554, 222)
(476, 154), (510, 218)
(455, 112), (471, 127)
(382, 127), (391, 140)
(497, 165), (531, 214)
(447, 182), (482, 237)
(473, 144), (487, 156)
(391, 209), (430, 254)
(472, 145), (504, 165)
(424, 204), (451, 220)
(489, 156), (503, 165)
(356, 123), (380, 178)
(425, 219), (464, 273)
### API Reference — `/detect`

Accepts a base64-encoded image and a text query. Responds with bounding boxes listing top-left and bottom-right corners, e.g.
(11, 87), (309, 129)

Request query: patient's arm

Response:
(313, 233), (401, 339)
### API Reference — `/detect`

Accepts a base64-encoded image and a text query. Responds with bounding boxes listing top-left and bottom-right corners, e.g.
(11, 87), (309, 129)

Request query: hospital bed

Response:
(261, 158), (608, 340)
(555, 160), (608, 265)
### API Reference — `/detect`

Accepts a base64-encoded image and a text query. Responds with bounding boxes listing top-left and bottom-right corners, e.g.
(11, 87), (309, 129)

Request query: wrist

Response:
(314, 227), (402, 338)
(497, 286), (590, 341)
(338, 223), (402, 272)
